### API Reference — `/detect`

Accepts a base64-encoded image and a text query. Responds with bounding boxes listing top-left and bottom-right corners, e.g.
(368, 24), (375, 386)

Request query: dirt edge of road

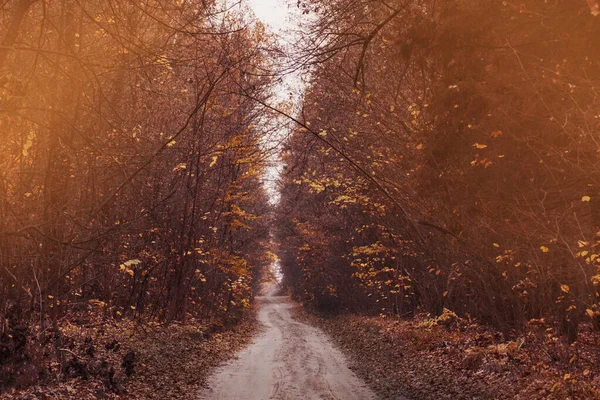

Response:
(293, 310), (514, 400)
(291, 310), (501, 400)
(294, 309), (600, 400)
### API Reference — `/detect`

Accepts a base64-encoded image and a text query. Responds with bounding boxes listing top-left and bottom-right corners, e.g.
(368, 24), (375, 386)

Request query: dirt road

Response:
(199, 293), (377, 400)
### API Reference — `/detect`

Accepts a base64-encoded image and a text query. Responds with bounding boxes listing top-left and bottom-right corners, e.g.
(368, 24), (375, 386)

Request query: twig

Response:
(58, 348), (84, 360)
(3, 266), (32, 298)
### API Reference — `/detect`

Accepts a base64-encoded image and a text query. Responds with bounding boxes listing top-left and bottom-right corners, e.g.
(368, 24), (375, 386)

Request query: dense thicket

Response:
(278, 0), (600, 336)
(0, 0), (275, 334)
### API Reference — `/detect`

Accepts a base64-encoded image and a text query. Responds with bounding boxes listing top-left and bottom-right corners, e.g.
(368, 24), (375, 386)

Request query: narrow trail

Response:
(199, 290), (377, 400)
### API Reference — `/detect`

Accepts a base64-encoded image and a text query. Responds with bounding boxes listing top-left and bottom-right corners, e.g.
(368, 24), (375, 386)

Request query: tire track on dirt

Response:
(199, 294), (377, 400)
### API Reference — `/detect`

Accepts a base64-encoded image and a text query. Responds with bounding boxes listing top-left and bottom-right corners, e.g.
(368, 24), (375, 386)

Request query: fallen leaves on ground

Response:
(0, 311), (257, 400)
(295, 308), (600, 399)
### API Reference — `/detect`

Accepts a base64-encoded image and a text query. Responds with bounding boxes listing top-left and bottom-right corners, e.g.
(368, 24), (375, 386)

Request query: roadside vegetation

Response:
(0, 0), (273, 395)
(278, 1), (600, 397)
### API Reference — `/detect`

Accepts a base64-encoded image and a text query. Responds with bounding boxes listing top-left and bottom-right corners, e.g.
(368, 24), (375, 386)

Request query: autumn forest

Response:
(2, 0), (600, 399)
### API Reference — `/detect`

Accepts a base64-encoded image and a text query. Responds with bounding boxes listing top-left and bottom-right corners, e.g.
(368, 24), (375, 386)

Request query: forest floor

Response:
(0, 311), (258, 400)
(5, 299), (600, 400)
(295, 308), (600, 399)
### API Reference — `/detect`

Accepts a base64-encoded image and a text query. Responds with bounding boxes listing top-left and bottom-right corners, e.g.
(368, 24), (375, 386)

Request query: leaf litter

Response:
(295, 308), (600, 399)
(0, 310), (257, 400)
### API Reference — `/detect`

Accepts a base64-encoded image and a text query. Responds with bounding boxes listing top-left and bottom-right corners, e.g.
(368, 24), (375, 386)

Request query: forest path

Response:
(198, 290), (378, 400)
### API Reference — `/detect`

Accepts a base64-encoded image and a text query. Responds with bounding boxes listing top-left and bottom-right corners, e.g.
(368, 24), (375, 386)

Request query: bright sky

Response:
(245, 0), (307, 282)
(246, 0), (294, 32)
(244, 0), (305, 206)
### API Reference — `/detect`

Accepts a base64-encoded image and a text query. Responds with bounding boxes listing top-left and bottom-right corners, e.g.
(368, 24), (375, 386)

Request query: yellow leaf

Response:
(586, 309), (595, 318)
(582, 195), (591, 202)
(442, 291), (448, 297)
(589, 0), (600, 16)
(540, 246), (550, 253)
(493, 243), (500, 248)
(319, 130), (327, 137)
(569, 355), (577, 364)
(172, 163), (187, 172)
(472, 143), (488, 149)
(563, 373), (571, 381)
(416, 143), (424, 150)
(210, 155), (218, 167)
(560, 284), (570, 294)
(491, 130), (503, 138)
(578, 240), (589, 248)
(22, 132), (34, 157)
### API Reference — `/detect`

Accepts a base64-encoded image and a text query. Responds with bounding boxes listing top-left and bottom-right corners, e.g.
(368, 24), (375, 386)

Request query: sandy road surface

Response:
(199, 293), (377, 400)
